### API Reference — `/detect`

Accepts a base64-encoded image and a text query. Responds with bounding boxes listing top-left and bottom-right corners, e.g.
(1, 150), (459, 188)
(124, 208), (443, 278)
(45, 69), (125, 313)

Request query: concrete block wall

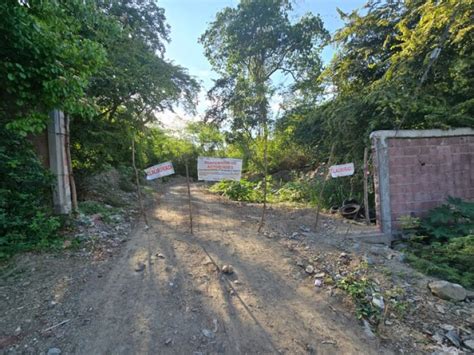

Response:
(370, 129), (474, 235)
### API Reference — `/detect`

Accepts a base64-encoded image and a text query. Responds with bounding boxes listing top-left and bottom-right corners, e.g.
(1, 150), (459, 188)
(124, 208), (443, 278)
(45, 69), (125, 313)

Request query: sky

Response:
(156, 0), (367, 130)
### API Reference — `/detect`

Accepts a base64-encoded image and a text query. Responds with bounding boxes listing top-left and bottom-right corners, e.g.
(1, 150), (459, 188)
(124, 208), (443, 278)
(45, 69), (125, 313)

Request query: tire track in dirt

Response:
(62, 181), (391, 354)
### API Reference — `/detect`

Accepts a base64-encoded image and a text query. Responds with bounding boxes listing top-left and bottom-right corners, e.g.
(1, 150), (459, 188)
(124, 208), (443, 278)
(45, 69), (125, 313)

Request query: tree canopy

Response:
(0, 0), (199, 257)
(284, 0), (474, 162)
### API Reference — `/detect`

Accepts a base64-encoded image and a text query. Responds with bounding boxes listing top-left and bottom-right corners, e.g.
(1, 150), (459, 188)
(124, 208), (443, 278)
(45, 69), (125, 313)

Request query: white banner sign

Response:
(330, 163), (355, 178)
(198, 157), (243, 181)
(144, 161), (175, 180)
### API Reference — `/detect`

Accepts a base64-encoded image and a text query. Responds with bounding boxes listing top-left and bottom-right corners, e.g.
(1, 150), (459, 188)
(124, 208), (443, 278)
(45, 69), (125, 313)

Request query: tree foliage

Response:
(201, 0), (328, 225)
(285, 0), (474, 164)
(0, 0), (198, 257)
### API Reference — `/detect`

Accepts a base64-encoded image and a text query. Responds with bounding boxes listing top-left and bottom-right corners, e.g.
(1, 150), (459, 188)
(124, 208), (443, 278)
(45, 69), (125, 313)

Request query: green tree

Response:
(0, 0), (106, 135)
(0, 0), (107, 257)
(287, 0), (473, 164)
(201, 0), (328, 229)
(70, 0), (199, 176)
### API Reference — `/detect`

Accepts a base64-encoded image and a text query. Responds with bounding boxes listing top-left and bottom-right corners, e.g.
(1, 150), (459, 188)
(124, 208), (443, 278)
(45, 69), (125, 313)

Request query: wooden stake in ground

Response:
(314, 144), (335, 230)
(64, 114), (78, 213)
(131, 136), (149, 227)
(185, 160), (193, 235)
(363, 147), (370, 226)
(258, 120), (269, 233)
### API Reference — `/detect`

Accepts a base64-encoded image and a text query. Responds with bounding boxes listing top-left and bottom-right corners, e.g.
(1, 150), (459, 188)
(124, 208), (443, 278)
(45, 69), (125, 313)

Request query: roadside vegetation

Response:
(1, 0), (472, 259)
(399, 198), (474, 288)
(209, 176), (362, 209)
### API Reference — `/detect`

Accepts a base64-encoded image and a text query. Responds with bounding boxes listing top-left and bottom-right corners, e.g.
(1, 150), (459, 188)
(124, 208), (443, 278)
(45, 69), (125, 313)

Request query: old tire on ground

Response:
(340, 203), (360, 219)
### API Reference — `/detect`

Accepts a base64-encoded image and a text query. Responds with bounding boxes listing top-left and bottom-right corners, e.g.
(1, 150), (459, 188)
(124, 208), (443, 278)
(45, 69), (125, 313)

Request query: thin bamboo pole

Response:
(258, 120), (269, 233)
(132, 135), (148, 226)
(185, 160), (193, 235)
(314, 144), (335, 230)
(363, 147), (370, 225)
(64, 115), (78, 213)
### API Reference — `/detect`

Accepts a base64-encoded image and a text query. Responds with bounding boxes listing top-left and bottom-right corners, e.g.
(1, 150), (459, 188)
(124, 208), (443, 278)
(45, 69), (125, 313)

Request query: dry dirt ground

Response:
(1, 179), (473, 354)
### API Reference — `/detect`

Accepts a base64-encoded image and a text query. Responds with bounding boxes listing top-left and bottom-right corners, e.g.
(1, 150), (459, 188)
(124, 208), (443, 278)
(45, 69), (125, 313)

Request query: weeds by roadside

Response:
(208, 175), (373, 211)
(78, 201), (122, 224)
(398, 197), (474, 289)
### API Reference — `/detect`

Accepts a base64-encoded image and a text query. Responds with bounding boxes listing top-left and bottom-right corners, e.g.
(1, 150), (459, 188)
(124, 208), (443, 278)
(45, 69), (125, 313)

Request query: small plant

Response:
(406, 235), (474, 288)
(402, 198), (474, 288)
(398, 215), (421, 231)
(78, 201), (120, 223)
(337, 269), (382, 324)
(383, 287), (408, 317)
(209, 179), (263, 202)
(420, 197), (473, 241)
(391, 300), (409, 317)
(275, 181), (311, 203)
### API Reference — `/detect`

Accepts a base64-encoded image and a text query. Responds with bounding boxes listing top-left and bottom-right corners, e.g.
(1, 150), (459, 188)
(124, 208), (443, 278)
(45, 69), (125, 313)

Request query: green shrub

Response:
(406, 235), (474, 288)
(209, 175), (373, 211)
(275, 181), (311, 202)
(209, 179), (263, 202)
(420, 197), (473, 241)
(402, 198), (474, 289)
(336, 264), (382, 323)
(117, 165), (136, 192)
(78, 201), (119, 223)
(0, 129), (60, 259)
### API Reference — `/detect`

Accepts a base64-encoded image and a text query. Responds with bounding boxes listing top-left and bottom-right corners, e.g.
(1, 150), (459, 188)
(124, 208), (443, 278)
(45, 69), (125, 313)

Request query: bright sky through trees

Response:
(157, 0), (366, 129)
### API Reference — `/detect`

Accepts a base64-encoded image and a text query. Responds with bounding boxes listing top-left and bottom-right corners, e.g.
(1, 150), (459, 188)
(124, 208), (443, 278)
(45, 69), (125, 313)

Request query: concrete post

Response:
(48, 110), (72, 214)
(371, 135), (392, 236)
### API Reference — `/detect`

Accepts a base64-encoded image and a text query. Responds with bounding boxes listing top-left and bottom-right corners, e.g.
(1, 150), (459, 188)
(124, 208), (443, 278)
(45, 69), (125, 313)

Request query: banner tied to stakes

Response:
(144, 161), (175, 180)
(329, 163), (354, 178)
(197, 157), (243, 181)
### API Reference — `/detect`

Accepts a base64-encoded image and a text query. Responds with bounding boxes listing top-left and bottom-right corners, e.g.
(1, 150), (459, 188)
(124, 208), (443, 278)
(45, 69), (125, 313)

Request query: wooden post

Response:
(314, 144), (335, 230)
(363, 147), (370, 225)
(132, 136), (149, 227)
(258, 120), (269, 233)
(64, 114), (78, 213)
(185, 160), (193, 235)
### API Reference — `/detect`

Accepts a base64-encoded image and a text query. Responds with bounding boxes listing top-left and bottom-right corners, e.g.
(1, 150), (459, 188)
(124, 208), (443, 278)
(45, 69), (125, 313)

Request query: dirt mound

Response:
(78, 168), (137, 207)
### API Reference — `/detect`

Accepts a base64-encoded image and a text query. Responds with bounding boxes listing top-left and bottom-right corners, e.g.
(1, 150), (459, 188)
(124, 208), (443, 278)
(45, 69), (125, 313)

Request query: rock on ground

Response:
(428, 280), (467, 302)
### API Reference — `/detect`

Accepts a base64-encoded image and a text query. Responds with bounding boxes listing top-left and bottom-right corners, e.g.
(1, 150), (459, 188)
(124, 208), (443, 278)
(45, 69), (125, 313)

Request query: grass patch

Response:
(406, 235), (474, 288)
(400, 197), (474, 289)
(336, 262), (382, 324)
(210, 179), (264, 202)
(209, 178), (313, 204)
(78, 201), (121, 223)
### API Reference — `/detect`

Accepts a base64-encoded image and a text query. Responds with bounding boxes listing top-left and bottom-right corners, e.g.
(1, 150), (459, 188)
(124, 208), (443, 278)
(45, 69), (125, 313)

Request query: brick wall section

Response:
(387, 135), (474, 228)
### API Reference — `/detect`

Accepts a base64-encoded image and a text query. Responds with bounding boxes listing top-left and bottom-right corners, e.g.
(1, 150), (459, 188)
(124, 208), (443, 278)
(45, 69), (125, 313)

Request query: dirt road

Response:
(4, 180), (473, 354)
(47, 181), (388, 354)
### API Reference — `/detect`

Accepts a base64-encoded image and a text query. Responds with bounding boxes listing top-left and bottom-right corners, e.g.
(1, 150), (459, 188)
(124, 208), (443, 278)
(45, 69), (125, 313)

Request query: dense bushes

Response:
(0, 1), (198, 258)
(210, 179), (264, 202)
(0, 130), (60, 259)
(209, 176), (365, 208)
(406, 236), (474, 288)
(402, 198), (474, 288)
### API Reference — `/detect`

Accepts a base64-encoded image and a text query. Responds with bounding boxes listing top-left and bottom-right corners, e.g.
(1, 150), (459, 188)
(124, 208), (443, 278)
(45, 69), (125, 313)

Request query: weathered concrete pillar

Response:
(48, 110), (72, 214)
